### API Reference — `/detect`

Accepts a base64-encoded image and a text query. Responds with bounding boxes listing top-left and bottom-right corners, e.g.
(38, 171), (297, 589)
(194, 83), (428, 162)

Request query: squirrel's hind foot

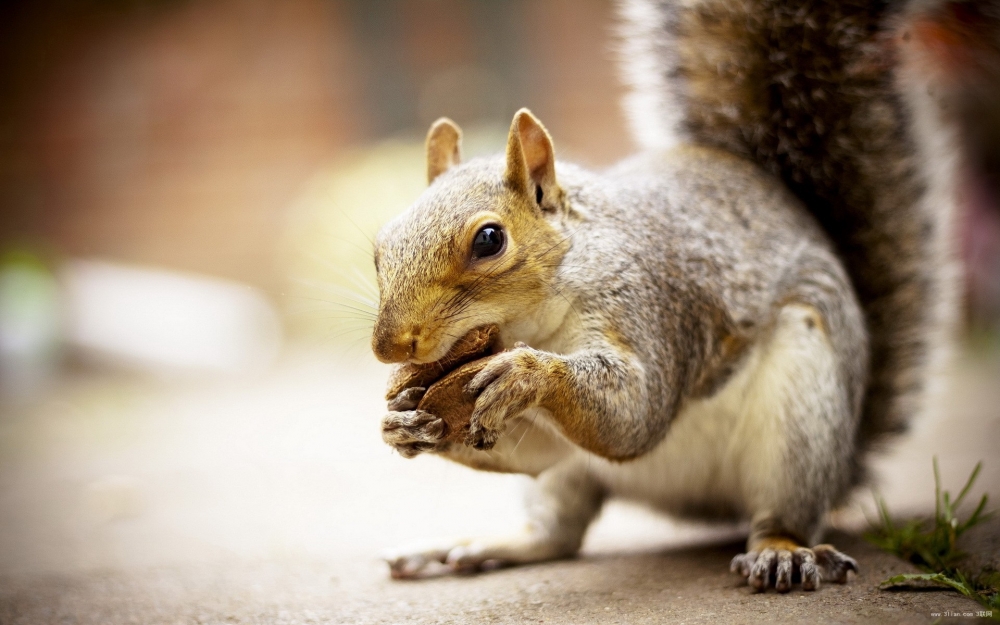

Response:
(730, 540), (858, 592)
(383, 532), (574, 580)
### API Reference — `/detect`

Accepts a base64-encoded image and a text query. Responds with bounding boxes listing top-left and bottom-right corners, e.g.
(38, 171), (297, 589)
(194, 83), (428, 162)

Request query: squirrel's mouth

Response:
(385, 324), (500, 401)
(408, 322), (493, 364)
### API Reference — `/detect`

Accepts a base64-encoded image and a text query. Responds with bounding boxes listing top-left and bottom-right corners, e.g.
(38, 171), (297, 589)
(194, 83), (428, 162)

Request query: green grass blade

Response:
(954, 462), (984, 511)
(878, 495), (894, 533)
(870, 459), (997, 619)
(880, 573), (977, 599)
(934, 456), (942, 524)
(960, 494), (990, 535)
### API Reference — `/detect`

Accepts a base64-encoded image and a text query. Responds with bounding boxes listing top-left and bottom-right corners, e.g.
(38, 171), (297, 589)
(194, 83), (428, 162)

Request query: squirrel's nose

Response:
(372, 328), (417, 364)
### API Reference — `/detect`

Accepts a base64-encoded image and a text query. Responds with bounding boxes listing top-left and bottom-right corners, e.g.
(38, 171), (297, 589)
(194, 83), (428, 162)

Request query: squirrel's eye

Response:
(471, 225), (504, 259)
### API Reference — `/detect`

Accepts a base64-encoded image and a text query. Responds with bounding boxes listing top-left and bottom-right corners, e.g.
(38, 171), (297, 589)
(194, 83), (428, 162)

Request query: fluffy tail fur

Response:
(617, 0), (968, 480)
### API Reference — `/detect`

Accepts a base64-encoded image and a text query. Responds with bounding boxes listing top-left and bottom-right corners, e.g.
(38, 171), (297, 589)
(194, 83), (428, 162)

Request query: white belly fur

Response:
(561, 304), (836, 520)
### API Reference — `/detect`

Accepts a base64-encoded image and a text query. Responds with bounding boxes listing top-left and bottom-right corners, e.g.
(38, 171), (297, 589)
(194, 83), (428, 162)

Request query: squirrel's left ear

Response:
(426, 118), (462, 184)
(505, 108), (560, 211)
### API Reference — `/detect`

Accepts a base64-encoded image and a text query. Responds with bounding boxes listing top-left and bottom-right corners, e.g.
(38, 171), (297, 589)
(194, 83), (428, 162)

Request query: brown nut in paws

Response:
(384, 325), (500, 402)
(383, 325), (500, 445)
(414, 356), (493, 443)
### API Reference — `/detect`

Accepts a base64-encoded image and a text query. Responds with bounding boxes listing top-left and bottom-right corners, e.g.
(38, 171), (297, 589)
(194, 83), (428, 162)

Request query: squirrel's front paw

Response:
(464, 343), (551, 451)
(381, 410), (447, 458)
(730, 540), (858, 592)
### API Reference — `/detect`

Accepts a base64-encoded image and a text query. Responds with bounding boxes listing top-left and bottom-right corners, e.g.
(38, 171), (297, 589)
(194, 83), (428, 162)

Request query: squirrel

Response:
(371, 0), (969, 592)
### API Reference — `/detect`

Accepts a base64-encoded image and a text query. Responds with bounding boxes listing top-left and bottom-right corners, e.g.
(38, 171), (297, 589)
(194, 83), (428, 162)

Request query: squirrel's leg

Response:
(465, 341), (658, 459)
(383, 459), (604, 579)
(728, 303), (862, 592)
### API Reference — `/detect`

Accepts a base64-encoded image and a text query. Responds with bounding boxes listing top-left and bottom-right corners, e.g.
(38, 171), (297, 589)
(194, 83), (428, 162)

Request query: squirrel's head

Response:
(371, 108), (571, 364)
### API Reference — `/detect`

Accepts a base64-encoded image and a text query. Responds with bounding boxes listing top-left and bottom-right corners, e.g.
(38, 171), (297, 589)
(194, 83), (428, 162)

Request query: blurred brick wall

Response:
(1, 0), (364, 290)
(0, 0), (631, 292)
(344, 0), (632, 163)
(522, 0), (633, 165)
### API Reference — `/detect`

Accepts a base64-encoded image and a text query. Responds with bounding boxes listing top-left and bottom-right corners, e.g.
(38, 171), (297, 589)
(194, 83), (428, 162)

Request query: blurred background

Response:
(0, 0), (998, 610)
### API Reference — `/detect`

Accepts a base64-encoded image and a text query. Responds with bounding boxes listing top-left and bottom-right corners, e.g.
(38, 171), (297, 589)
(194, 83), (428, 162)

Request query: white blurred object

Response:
(61, 260), (282, 374)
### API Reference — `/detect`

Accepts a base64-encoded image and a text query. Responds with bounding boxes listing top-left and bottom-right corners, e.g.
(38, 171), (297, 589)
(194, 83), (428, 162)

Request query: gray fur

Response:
(374, 0), (961, 592)
(376, 144), (870, 589)
(616, 0), (961, 483)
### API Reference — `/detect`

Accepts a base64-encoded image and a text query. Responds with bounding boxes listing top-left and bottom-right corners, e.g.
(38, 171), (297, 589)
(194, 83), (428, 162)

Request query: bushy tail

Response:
(617, 0), (967, 479)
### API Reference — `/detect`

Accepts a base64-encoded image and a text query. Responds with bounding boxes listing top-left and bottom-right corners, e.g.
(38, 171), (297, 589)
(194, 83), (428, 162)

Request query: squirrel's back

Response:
(618, 0), (963, 481)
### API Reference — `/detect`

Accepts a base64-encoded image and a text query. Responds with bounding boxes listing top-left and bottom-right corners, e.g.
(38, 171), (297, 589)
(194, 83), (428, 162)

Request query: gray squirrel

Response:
(371, 0), (970, 591)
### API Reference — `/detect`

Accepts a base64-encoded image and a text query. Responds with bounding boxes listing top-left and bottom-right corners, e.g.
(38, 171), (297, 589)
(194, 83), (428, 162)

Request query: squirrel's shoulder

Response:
(563, 145), (827, 246)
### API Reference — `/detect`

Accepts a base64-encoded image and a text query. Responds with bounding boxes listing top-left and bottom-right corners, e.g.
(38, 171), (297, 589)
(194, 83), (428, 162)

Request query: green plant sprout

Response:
(866, 458), (998, 617)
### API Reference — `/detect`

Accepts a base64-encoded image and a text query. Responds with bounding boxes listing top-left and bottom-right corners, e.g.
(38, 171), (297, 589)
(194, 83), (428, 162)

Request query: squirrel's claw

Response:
(730, 544), (856, 592)
(382, 541), (456, 579)
(812, 544), (859, 583)
(387, 386), (426, 412)
(465, 347), (548, 450)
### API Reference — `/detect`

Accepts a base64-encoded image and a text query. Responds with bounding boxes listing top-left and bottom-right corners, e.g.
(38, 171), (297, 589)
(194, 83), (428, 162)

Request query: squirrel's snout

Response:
(372, 326), (418, 364)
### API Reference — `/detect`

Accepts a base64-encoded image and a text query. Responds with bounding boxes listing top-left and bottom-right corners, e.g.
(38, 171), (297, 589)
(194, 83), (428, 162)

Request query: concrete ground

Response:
(0, 345), (998, 624)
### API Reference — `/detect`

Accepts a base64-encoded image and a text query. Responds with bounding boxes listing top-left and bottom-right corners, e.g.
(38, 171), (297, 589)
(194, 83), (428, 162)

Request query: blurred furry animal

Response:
(371, 0), (975, 591)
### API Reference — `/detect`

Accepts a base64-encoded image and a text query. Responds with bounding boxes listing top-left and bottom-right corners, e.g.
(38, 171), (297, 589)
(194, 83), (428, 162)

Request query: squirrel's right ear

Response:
(426, 118), (462, 184)
(504, 108), (559, 210)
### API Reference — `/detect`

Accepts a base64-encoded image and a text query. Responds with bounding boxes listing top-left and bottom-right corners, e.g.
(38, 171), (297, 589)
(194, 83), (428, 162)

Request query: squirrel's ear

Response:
(505, 108), (558, 207)
(426, 118), (462, 184)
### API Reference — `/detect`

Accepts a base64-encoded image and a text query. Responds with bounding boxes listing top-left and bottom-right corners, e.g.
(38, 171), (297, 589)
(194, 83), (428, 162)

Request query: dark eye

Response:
(471, 225), (504, 258)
